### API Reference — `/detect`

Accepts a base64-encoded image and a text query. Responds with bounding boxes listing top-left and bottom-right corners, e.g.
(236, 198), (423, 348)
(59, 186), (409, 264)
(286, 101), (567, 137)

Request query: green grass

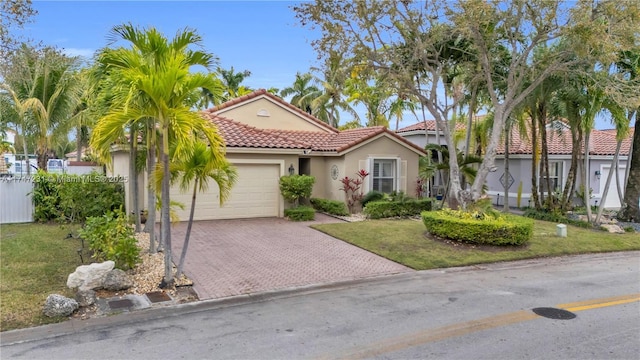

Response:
(312, 219), (640, 270)
(1, 223), (82, 331)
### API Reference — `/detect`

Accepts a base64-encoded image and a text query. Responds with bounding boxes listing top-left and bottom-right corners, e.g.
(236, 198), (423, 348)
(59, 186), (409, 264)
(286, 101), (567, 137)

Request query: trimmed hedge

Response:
(284, 206), (315, 221)
(364, 199), (433, 219)
(310, 198), (349, 216)
(421, 210), (534, 246)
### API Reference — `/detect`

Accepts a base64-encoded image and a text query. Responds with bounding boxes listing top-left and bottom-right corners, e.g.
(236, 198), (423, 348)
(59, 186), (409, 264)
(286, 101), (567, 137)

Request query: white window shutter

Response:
(399, 160), (407, 193)
(359, 159), (370, 194)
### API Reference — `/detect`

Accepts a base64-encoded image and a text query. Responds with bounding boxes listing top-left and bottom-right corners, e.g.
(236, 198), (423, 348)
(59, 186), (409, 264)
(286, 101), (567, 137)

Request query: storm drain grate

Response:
(146, 291), (172, 303)
(108, 299), (134, 310)
(532, 307), (576, 320)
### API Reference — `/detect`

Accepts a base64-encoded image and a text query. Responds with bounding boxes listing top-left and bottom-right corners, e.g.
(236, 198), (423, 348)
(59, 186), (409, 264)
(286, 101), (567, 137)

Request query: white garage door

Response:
(170, 163), (281, 221)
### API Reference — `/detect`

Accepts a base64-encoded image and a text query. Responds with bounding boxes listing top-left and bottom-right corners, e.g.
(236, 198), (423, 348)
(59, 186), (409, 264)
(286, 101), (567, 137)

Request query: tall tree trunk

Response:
(618, 115), (640, 222)
(584, 131), (593, 223)
(561, 126), (582, 210)
(144, 122), (157, 253)
(20, 125), (30, 175)
(530, 112), (540, 209)
(130, 127), (141, 233)
(503, 119), (510, 212)
(539, 109), (553, 209)
(161, 126), (174, 287)
(595, 141), (622, 224)
(471, 106), (504, 202)
(176, 180), (198, 279)
(76, 126), (82, 162)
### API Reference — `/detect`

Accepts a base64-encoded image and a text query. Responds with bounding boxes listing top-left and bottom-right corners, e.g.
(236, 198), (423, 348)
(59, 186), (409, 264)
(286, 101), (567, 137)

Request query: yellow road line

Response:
(557, 293), (640, 312)
(319, 293), (640, 360)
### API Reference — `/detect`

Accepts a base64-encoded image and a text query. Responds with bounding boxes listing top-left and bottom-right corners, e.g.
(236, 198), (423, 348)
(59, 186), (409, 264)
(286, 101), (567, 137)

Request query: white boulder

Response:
(67, 261), (115, 291)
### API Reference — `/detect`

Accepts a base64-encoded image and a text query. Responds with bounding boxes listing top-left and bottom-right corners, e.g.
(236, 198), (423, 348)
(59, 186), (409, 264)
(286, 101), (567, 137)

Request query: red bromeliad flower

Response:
(356, 169), (369, 179)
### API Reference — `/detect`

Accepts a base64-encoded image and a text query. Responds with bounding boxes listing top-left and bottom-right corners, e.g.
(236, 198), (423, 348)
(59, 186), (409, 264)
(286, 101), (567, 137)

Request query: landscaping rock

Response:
(43, 294), (78, 317)
(67, 261), (115, 291)
(600, 224), (625, 234)
(102, 269), (133, 291)
(75, 289), (97, 307)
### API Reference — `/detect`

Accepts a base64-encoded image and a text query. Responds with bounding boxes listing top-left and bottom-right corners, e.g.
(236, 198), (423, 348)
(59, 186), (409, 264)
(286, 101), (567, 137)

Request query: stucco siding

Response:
(344, 136), (420, 197)
(215, 98), (332, 132)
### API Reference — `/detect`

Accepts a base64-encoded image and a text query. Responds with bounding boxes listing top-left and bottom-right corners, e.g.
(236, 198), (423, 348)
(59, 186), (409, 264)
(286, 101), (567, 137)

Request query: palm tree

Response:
(91, 24), (227, 287)
(3, 45), (81, 171)
(310, 52), (358, 127)
(280, 72), (321, 114)
(0, 83), (42, 175)
(0, 140), (15, 173)
(219, 67), (252, 101)
(173, 141), (237, 278)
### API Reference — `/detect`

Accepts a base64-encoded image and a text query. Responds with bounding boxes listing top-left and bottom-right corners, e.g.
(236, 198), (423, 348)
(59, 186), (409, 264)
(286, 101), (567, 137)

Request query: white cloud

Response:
(62, 48), (95, 58)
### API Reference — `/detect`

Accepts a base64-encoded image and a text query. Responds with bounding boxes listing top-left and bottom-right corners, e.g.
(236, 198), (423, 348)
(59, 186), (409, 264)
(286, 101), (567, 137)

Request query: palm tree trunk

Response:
(584, 131), (593, 223)
(76, 126), (82, 162)
(176, 180), (198, 279)
(595, 141), (622, 224)
(503, 119), (510, 212)
(130, 126), (141, 232)
(161, 126), (174, 287)
(144, 122), (157, 253)
(530, 113), (540, 209)
(618, 114), (640, 222)
(20, 125), (30, 176)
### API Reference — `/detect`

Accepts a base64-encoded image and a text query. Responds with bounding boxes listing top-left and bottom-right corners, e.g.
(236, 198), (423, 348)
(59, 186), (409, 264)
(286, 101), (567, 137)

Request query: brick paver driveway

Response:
(170, 214), (411, 300)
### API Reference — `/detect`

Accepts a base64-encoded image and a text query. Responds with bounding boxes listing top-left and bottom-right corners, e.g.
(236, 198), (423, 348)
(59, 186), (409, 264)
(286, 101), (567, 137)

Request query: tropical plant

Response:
(90, 24), (227, 287)
(1, 45), (81, 171)
(172, 141), (237, 278)
(280, 72), (320, 114)
(279, 174), (315, 206)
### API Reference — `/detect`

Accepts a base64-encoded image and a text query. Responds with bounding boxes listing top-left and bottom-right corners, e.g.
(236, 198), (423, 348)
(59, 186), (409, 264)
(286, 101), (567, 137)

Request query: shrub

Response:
(361, 191), (386, 206)
(279, 175), (315, 205)
(422, 210), (534, 246)
(310, 198), (349, 216)
(32, 171), (125, 223)
(284, 206), (315, 221)
(524, 208), (592, 228)
(340, 169), (369, 213)
(79, 208), (140, 270)
(364, 199), (433, 219)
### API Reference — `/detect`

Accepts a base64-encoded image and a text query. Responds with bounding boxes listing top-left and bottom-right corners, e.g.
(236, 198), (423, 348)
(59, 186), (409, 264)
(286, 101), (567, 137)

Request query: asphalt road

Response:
(2, 252), (639, 360)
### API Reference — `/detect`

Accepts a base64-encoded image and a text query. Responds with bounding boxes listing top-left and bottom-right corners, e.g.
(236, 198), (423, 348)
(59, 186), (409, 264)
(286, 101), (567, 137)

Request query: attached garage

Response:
(170, 162), (282, 221)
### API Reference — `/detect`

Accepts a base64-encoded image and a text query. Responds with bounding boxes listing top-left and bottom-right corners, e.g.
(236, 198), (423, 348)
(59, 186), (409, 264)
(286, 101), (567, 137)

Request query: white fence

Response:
(0, 179), (34, 224)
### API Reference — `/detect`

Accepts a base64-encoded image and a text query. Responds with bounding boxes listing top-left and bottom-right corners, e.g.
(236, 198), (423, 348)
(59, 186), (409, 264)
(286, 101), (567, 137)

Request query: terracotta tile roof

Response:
(496, 128), (632, 156)
(397, 117), (484, 133)
(204, 114), (424, 154)
(207, 89), (338, 133)
(207, 115), (311, 150)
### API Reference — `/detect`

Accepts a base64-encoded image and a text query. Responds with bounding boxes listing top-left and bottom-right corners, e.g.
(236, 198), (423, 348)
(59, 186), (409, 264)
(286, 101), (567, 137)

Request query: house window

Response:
(372, 159), (396, 193)
(540, 161), (563, 192)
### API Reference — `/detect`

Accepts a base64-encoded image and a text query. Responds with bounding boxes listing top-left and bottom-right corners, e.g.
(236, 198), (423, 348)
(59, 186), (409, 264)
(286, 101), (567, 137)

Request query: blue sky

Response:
(26, 1), (318, 93)
(19, 1), (620, 130)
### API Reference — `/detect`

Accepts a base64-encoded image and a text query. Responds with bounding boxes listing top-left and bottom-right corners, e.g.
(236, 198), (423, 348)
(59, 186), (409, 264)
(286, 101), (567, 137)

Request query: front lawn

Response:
(1, 223), (82, 331)
(312, 219), (640, 270)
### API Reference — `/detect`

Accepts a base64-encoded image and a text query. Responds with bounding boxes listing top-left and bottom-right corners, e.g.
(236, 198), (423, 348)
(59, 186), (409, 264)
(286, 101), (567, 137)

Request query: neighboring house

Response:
(109, 89), (425, 221)
(395, 119), (466, 149)
(489, 126), (632, 209)
(398, 119), (632, 209)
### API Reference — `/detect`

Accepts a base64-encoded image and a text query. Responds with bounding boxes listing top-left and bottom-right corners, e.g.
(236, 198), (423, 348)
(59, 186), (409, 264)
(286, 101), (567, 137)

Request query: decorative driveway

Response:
(170, 214), (412, 300)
